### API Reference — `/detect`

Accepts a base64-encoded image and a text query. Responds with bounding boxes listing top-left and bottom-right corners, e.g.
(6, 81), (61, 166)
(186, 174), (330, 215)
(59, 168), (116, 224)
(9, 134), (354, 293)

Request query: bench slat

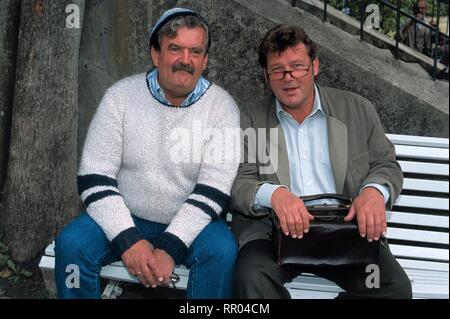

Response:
(46, 243), (55, 257)
(397, 258), (449, 272)
(387, 134), (449, 148)
(395, 195), (449, 210)
(394, 145), (449, 161)
(387, 211), (449, 228)
(403, 178), (449, 193)
(386, 227), (449, 245)
(408, 283), (449, 299)
(398, 161), (449, 176)
(288, 289), (339, 299)
(390, 244), (449, 262)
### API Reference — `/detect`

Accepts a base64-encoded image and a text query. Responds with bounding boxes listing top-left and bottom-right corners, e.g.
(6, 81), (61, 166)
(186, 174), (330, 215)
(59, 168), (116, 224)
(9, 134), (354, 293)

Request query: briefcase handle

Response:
(300, 193), (352, 205)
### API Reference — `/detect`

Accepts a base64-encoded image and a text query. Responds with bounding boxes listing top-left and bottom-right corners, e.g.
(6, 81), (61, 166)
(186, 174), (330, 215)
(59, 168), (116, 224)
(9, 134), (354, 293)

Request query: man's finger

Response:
(292, 208), (303, 238)
(285, 210), (297, 238)
(344, 205), (356, 222)
(355, 205), (366, 238)
(299, 207), (310, 236)
(142, 263), (158, 288)
(366, 213), (375, 242)
(278, 213), (289, 236)
(373, 210), (382, 241)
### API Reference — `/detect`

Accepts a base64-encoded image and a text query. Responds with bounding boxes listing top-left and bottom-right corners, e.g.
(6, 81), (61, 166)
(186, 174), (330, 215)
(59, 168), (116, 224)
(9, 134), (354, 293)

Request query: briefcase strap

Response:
(301, 193), (352, 205)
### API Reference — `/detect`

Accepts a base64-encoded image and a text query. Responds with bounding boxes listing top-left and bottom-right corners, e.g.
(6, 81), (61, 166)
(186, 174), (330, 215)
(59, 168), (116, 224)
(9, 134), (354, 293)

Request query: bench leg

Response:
(40, 266), (57, 299)
(101, 280), (123, 299)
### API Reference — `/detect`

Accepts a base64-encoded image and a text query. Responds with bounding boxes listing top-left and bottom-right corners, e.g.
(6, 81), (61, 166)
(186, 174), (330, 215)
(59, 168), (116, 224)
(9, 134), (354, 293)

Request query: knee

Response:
(55, 226), (85, 261)
(390, 275), (413, 299)
(200, 222), (238, 266)
(233, 259), (259, 286)
(208, 230), (238, 266)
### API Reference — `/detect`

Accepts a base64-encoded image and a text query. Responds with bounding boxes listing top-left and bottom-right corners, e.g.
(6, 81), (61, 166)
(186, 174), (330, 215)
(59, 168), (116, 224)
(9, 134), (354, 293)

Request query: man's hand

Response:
(121, 239), (162, 288)
(344, 187), (387, 242)
(271, 187), (314, 239)
(153, 249), (175, 285)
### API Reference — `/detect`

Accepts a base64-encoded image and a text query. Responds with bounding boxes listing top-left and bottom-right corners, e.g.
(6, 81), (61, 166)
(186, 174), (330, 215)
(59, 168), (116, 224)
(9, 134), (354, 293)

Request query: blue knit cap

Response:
(149, 7), (211, 52)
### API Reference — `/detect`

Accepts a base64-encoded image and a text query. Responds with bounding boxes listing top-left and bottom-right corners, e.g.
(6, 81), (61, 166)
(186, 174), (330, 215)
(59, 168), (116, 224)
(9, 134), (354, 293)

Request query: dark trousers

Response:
(233, 239), (412, 299)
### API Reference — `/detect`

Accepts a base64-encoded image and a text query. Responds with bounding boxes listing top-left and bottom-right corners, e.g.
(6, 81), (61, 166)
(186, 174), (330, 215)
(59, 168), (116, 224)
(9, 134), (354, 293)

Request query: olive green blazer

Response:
(230, 86), (403, 249)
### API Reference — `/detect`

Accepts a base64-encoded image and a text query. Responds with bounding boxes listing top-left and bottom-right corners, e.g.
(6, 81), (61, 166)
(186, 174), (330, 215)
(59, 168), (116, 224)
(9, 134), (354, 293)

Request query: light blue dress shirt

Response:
(255, 85), (389, 208)
(146, 69), (211, 107)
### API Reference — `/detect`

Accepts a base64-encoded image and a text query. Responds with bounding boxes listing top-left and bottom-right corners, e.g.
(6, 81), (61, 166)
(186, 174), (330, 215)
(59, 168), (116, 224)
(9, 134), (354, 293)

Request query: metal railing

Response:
(310, 0), (449, 80)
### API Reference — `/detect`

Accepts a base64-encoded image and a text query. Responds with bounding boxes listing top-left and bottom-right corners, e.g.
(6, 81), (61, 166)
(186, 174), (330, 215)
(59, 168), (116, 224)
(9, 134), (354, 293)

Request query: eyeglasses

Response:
(267, 63), (312, 81)
(169, 272), (180, 289)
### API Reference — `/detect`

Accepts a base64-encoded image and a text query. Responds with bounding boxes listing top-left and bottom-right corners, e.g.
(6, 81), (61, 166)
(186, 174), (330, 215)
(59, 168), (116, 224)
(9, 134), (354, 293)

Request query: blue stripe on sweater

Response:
(153, 232), (188, 264)
(84, 190), (121, 208)
(77, 174), (118, 195)
(185, 199), (219, 221)
(111, 227), (144, 257)
(191, 184), (230, 211)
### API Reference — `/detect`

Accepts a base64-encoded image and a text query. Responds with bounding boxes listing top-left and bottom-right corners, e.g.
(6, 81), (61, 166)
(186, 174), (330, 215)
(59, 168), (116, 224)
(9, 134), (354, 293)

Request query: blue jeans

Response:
(55, 212), (237, 299)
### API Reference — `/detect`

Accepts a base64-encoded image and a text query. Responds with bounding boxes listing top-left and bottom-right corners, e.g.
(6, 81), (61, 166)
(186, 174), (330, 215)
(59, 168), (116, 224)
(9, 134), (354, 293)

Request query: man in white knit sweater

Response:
(55, 8), (240, 299)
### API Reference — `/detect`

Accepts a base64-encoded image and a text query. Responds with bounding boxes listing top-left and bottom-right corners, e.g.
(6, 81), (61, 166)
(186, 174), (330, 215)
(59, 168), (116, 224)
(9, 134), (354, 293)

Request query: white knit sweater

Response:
(78, 73), (240, 262)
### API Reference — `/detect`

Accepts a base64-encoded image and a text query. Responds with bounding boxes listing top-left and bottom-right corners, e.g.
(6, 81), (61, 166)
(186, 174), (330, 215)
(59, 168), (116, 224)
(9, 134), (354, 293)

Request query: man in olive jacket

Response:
(231, 25), (412, 299)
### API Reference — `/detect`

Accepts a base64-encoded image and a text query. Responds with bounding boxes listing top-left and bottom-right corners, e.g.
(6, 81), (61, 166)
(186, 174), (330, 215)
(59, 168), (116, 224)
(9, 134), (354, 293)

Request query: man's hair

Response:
(152, 15), (210, 53)
(258, 25), (317, 69)
(413, 0), (427, 15)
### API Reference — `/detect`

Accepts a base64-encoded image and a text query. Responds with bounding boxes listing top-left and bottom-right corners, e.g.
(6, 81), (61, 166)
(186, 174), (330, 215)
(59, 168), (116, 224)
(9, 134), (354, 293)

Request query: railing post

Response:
(360, 0), (365, 41)
(395, 0), (401, 59)
(433, 0), (441, 81)
(324, 0), (328, 21)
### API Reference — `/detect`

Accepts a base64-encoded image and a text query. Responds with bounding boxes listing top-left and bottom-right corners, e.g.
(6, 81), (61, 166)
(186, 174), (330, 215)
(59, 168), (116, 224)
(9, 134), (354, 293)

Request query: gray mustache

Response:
(172, 63), (195, 74)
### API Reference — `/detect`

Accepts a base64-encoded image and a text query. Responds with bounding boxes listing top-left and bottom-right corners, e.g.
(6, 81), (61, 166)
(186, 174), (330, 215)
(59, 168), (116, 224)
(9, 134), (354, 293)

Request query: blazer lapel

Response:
(327, 115), (348, 194)
(318, 85), (348, 194)
(266, 100), (291, 188)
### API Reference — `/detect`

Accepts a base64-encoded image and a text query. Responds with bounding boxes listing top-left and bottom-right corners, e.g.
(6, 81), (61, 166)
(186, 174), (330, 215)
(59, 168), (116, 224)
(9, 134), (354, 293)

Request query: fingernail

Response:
(152, 284), (157, 288)
(145, 285), (150, 288)
(374, 237), (379, 241)
(361, 233), (366, 238)
(284, 232), (289, 236)
(298, 235), (303, 239)
(159, 277), (164, 282)
(292, 234), (297, 239)
(304, 229), (309, 233)
(382, 231), (386, 236)
(368, 238), (373, 242)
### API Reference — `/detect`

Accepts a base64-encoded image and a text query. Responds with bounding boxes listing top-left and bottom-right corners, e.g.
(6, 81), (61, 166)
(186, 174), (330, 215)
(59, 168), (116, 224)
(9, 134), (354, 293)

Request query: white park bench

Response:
(39, 134), (449, 299)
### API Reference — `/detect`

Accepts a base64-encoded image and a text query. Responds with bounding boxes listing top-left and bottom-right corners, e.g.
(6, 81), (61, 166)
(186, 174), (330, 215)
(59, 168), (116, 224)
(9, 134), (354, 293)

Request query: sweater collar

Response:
(146, 69), (211, 107)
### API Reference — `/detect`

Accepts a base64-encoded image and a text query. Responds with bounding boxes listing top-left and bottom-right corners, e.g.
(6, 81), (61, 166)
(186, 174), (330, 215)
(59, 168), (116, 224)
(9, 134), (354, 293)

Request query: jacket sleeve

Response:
(230, 111), (272, 218)
(361, 102), (403, 209)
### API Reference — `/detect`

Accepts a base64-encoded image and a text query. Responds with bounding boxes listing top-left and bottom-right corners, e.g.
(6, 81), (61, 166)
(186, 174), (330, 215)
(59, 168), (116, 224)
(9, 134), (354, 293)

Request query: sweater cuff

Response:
(153, 232), (188, 264)
(110, 227), (145, 257)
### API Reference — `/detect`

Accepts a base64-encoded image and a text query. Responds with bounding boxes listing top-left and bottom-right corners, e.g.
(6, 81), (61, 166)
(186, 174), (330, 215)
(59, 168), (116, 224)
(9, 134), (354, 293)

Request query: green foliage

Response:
(0, 236), (33, 283)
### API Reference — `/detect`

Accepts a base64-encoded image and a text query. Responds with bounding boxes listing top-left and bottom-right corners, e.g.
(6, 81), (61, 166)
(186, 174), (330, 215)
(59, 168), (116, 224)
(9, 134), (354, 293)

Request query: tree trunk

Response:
(0, 0), (20, 197)
(1, 0), (85, 262)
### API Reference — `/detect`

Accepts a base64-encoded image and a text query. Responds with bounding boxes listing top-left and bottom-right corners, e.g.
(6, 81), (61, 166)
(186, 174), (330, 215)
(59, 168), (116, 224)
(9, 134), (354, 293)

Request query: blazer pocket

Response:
(350, 152), (369, 186)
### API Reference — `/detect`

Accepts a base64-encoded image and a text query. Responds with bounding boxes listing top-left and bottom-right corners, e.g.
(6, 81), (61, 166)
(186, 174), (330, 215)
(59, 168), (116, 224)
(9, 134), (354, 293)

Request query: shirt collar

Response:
(146, 69), (211, 107)
(276, 84), (324, 121)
